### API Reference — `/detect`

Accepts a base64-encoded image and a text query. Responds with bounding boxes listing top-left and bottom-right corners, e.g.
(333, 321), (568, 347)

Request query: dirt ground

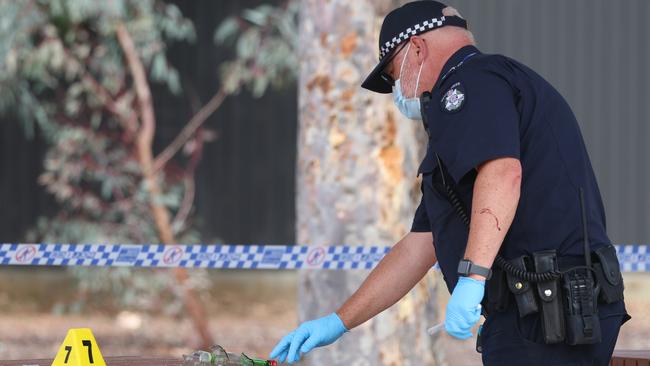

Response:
(0, 270), (648, 365)
(0, 269), (296, 361)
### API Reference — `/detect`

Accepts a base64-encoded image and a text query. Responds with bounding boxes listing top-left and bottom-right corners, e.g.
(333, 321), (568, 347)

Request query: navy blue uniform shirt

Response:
(411, 46), (612, 293)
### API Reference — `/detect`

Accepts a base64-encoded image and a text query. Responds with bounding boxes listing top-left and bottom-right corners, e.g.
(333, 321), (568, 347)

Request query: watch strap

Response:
(458, 259), (492, 280)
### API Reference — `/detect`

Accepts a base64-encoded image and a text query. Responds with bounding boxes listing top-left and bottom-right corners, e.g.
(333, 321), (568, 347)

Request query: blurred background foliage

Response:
(0, 0), (196, 244)
(0, 0), (297, 315)
(215, 1), (298, 97)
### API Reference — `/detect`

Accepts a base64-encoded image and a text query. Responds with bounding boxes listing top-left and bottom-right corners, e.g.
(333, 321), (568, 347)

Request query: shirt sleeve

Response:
(410, 196), (431, 232)
(431, 68), (521, 183)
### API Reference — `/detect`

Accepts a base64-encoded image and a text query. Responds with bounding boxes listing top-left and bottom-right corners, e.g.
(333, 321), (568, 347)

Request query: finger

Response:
(448, 328), (472, 339)
(445, 319), (472, 340)
(269, 335), (290, 359)
(299, 335), (320, 355)
(287, 330), (310, 364)
(277, 349), (289, 364)
(269, 332), (294, 359)
(447, 311), (472, 330)
(461, 306), (481, 325)
(454, 304), (479, 322)
(444, 319), (458, 334)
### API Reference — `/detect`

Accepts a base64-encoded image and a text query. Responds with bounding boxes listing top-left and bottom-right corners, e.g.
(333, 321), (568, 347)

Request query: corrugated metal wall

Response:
(446, 0), (650, 243)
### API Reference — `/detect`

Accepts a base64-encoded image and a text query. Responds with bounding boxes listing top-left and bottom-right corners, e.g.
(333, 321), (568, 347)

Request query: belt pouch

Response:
(593, 244), (625, 303)
(506, 256), (538, 317)
(533, 250), (565, 344)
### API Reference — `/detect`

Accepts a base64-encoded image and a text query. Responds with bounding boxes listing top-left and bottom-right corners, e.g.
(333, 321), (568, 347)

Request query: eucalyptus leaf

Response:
(242, 6), (273, 27)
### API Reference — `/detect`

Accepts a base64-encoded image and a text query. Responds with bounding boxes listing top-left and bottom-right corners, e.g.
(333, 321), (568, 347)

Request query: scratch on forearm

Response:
(480, 208), (501, 231)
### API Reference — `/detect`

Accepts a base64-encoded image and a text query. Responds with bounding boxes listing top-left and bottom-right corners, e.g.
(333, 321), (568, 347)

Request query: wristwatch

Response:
(457, 259), (492, 280)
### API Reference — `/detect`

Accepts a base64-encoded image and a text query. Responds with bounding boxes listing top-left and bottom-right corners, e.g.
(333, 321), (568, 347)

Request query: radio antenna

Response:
(579, 187), (592, 267)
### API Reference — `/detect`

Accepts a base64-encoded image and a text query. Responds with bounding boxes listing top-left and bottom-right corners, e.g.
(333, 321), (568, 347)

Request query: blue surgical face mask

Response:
(392, 43), (424, 121)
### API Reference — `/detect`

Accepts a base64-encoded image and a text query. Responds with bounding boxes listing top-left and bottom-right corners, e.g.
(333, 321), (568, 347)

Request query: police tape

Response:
(0, 243), (648, 272)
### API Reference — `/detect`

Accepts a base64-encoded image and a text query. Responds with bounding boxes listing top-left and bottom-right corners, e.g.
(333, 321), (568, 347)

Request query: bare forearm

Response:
(335, 232), (436, 329)
(464, 158), (522, 276)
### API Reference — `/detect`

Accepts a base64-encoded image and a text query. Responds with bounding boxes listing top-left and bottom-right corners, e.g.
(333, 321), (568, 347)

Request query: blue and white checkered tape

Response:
(0, 243), (391, 270)
(0, 243), (647, 272)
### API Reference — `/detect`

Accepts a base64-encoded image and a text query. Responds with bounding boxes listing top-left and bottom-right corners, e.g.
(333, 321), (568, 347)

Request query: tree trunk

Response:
(297, 1), (441, 365)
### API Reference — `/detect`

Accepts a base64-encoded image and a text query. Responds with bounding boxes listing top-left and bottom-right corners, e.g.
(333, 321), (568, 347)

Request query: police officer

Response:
(269, 1), (629, 365)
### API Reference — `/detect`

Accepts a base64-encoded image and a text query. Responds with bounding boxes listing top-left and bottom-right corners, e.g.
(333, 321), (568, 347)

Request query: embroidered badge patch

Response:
(441, 82), (466, 112)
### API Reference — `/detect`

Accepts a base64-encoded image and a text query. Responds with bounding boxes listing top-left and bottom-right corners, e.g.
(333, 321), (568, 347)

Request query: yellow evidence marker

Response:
(51, 328), (106, 366)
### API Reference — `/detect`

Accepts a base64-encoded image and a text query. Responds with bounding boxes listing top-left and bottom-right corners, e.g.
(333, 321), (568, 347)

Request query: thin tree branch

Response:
(153, 87), (227, 172)
(116, 25), (156, 156)
(116, 22), (173, 244)
(171, 84), (205, 233)
(172, 175), (195, 234)
(81, 73), (139, 135)
(49, 36), (139, 136)
(116, 21), (214, 349)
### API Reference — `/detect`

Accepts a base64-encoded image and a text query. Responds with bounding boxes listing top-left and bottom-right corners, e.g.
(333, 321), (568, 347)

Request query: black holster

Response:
(505, 256), (538, 317)
(534, 250), (565, 344)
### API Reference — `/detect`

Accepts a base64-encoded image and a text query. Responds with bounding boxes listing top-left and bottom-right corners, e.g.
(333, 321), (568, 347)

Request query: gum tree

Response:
(0, 0), (297, 349)
(296, 0), (440, 365)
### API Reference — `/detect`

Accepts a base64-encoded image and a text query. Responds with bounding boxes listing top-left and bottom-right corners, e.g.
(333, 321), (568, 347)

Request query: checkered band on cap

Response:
(379, 16), (446, 60)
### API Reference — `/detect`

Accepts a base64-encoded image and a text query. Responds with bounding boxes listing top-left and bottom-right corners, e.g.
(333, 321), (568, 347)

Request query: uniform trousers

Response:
(480, 300), (627, 366)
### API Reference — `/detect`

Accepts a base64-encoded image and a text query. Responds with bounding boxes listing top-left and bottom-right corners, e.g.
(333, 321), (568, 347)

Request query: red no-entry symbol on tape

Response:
(306, 247), (326, 266)
(15, 245), (37, 263)
(163, 246), (184, 265)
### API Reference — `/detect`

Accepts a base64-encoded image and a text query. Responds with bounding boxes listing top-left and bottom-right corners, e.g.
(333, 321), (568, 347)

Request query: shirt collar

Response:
(434, 45), (481, 89)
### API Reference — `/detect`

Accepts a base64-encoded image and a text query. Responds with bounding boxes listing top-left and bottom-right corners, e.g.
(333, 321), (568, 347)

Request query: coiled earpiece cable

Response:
(435, 154), (561, 282)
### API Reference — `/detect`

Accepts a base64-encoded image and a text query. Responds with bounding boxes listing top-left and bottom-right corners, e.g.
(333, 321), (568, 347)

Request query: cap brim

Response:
(361, 56), (393, 94)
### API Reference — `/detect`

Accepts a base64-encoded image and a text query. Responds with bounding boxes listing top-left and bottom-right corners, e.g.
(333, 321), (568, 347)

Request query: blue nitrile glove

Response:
(269, 312), (348, 364)
(445, 276), (485, 339)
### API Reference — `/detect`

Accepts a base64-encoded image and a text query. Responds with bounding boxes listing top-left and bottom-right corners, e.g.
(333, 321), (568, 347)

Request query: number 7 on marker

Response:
(82, 340), (94, 363)
(64, 346), (72, 363)
(63, 341), (94, 364)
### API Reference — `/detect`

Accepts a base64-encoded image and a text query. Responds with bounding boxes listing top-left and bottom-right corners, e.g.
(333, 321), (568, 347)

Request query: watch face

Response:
(457, 259), (471, 275)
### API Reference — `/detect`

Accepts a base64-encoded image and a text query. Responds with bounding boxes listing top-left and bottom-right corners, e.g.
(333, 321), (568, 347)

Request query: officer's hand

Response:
(269, 312), (348, 364)
(445, 277), (485, 339)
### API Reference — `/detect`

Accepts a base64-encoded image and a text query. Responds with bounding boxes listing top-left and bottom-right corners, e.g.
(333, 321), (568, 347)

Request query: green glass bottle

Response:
(182, 345), (277, 366)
